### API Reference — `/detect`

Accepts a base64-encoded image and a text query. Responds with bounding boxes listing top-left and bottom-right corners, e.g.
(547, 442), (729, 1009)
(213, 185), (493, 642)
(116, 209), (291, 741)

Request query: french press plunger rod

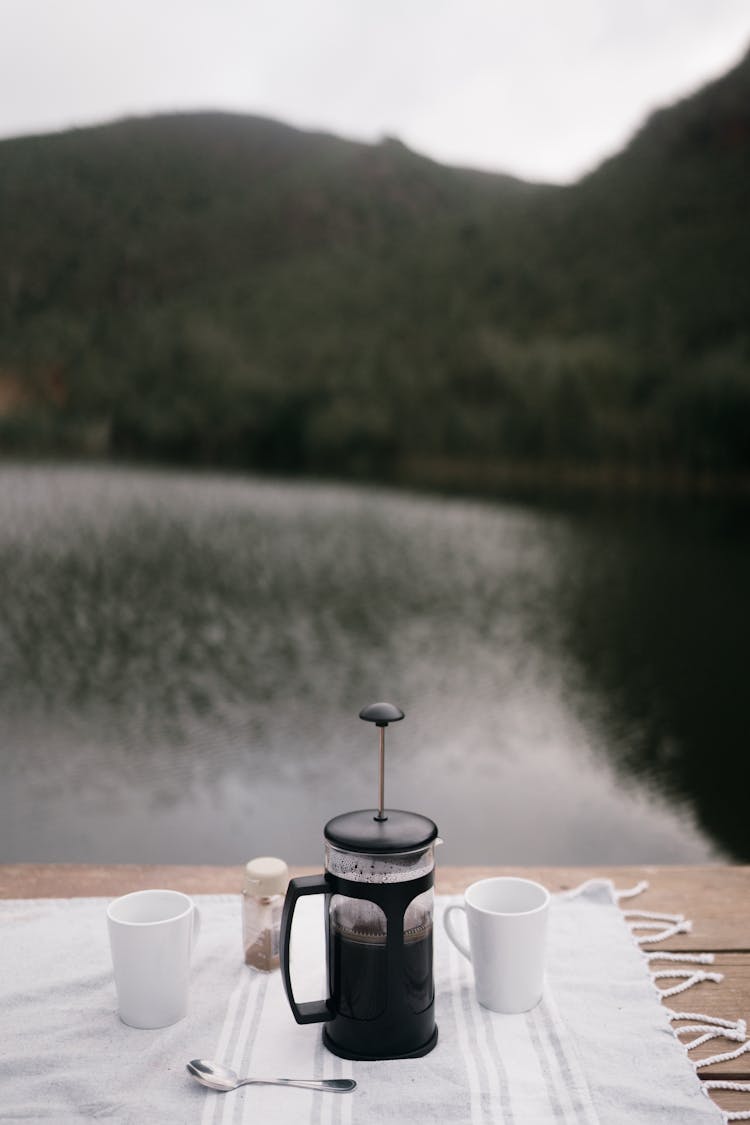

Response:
(359, 700), (404, 821)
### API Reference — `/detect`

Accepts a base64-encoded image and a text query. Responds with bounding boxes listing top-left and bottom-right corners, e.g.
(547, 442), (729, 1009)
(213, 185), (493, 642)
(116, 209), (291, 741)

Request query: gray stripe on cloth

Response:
(226, 974), (260, 1125)
(332, 1055), (344, 1125)
(460, 980), (494, 1123)
(478, 1002), (515, 1124)
(234, 974), (269, 1125)
(526, 1004), (567, 1122)
(539, 999), (596, 1125)
(323, 1039), (352, 1125)
(201, 971), (252, 1125)
(311, 1030), (327, 1125)
(444, 940), (476, 1124)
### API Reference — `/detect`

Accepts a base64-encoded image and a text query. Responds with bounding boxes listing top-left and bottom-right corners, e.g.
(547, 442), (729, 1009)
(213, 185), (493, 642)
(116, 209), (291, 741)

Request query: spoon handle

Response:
(238, 1077), (356, 1092)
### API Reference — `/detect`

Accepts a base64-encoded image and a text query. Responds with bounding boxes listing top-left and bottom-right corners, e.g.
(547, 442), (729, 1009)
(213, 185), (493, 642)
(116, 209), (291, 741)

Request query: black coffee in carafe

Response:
(280, 702), (439, 1061)
(330, 900), (433, 1021)
(330, 926), (385, 1021)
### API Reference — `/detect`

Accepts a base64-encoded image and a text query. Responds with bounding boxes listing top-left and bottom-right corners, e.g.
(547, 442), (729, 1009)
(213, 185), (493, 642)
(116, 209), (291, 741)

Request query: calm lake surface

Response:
(1, 464), (748, 865)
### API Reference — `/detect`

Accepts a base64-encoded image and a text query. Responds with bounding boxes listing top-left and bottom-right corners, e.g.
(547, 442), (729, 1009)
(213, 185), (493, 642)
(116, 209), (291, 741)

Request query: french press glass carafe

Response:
(280, 702), (439, 1060)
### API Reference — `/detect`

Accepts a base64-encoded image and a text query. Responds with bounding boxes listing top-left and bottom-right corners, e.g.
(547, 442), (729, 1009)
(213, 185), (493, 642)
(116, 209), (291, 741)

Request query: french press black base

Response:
(323, 1025), (439, 1062)
(280, 703), (440, 1061)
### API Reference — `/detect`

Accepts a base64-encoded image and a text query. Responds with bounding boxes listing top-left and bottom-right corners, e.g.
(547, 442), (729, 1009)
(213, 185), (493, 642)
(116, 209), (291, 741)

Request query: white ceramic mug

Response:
(443, 877), (550, 1013)
(106, 889), (201, 1029)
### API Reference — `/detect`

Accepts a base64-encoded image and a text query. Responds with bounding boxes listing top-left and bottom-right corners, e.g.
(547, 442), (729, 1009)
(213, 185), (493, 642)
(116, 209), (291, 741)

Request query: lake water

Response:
(1, 464), (747, 866)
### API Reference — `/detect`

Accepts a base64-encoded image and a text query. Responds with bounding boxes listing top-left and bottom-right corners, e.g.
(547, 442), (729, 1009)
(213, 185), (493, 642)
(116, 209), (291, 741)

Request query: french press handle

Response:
(279, 875), (334, 1025)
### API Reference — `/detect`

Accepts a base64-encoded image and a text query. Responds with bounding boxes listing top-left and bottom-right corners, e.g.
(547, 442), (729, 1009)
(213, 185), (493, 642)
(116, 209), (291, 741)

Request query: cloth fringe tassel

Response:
(652, 969), (724, 998)
(702, 1083), (750, 1123)
(612, 878), (750, 1125)
(624, 909), (693, 943)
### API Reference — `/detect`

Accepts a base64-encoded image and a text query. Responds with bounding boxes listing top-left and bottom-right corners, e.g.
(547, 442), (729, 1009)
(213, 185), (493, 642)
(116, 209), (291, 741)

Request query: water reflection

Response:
(553, 501), (750, 859)
(0, 465), (744, 863)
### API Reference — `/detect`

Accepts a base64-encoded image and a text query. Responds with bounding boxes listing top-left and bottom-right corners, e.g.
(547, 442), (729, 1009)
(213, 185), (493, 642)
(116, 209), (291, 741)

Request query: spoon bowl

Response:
(187, 1058), (356, 1094)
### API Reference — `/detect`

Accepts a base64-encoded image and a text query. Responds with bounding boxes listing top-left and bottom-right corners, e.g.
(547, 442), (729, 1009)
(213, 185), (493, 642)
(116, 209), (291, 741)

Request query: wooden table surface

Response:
(2, 863), (748, 1118)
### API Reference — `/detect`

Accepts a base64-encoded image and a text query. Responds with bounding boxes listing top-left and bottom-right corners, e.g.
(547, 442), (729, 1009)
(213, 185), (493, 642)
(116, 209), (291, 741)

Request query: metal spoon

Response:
(186, 1058), (356, 1094)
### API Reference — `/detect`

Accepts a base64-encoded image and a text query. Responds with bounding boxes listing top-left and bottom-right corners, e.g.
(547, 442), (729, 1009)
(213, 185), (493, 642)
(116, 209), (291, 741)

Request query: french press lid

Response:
(324, 702), (438, 854)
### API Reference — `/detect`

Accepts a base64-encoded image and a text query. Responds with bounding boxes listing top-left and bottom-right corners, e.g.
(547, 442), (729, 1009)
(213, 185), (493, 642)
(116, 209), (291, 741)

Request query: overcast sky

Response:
(2, 0), (750, 183)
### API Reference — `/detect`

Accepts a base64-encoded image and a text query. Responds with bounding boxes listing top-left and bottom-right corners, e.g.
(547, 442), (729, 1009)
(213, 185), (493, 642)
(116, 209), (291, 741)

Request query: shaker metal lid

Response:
(324, 808), (438, 853)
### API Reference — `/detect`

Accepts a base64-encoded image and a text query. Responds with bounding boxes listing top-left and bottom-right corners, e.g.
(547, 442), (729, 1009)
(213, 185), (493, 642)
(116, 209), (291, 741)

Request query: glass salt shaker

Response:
(242, 856), (289, 971)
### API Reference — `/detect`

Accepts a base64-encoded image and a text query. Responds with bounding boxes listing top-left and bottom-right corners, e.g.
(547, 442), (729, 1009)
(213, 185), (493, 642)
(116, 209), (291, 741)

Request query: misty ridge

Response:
(0, 45), (748, 495)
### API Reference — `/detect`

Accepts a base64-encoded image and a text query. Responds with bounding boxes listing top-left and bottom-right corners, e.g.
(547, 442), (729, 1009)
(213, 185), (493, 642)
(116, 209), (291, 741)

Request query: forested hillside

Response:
(1, 47), (748, 491)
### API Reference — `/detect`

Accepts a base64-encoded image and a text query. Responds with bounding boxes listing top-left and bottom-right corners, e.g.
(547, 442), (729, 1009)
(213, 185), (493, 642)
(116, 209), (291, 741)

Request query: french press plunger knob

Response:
(359, 701), (404, 822)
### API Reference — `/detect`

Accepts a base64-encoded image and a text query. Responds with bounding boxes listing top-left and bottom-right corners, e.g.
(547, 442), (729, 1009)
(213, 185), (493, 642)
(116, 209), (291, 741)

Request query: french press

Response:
(280, 702), (439, 1060)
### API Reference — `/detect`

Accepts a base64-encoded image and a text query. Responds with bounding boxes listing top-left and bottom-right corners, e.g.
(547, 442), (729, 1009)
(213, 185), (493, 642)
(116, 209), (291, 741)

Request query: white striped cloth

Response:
(0, 884), (720, 1123)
